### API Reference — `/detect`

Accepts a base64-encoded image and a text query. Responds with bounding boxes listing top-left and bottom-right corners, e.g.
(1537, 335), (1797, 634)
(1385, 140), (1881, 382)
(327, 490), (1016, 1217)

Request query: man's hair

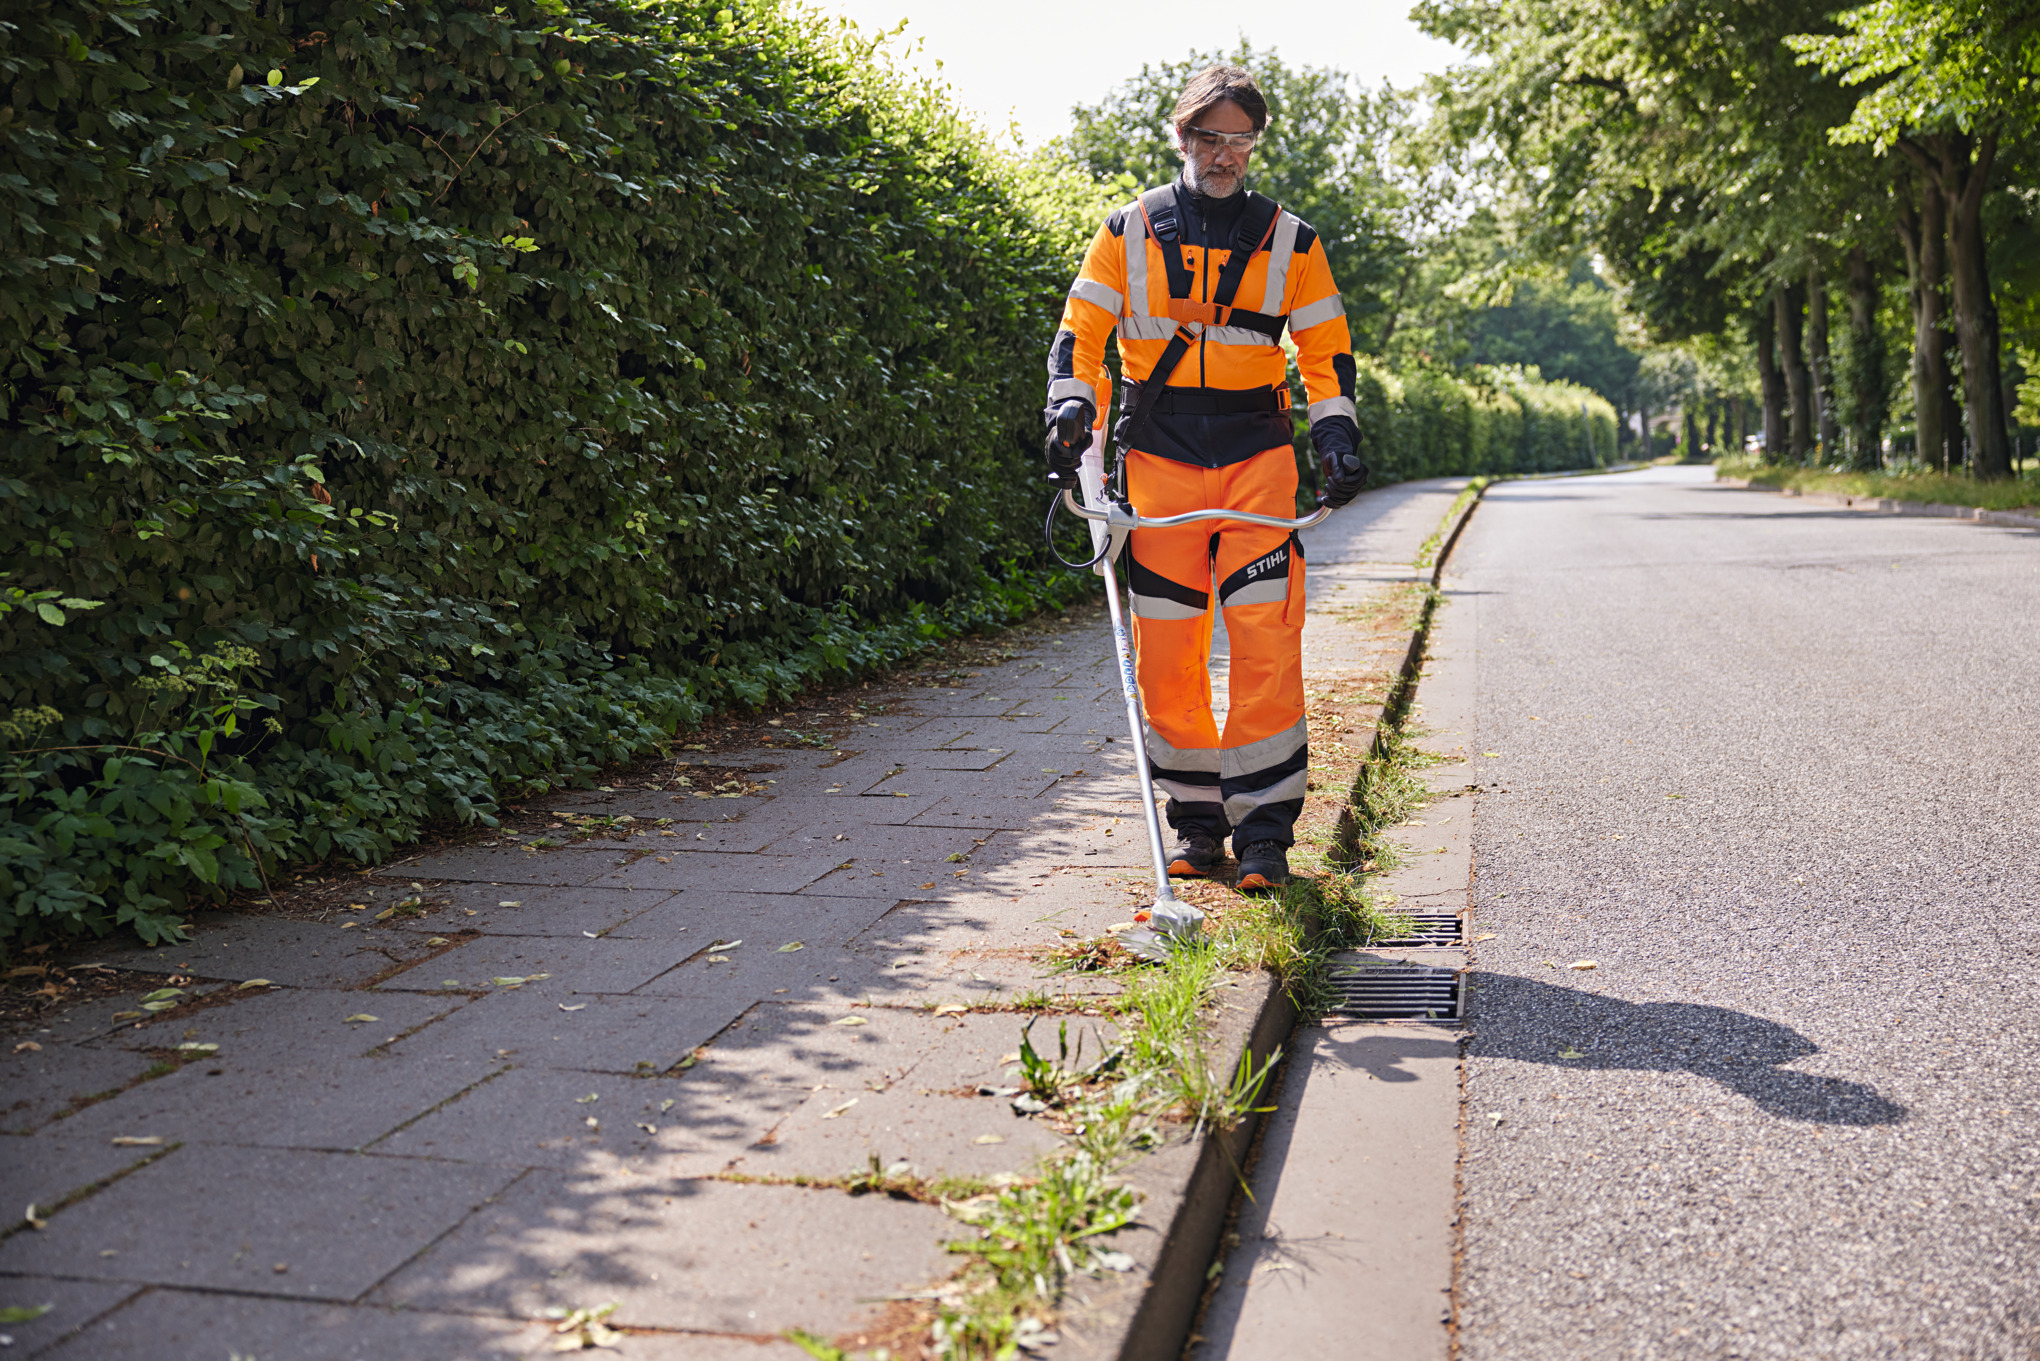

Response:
(1171, 65), (1269, 136)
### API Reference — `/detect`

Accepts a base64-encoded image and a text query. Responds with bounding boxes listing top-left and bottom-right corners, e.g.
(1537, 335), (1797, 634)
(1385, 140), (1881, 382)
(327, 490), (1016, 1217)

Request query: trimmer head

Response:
(1117, 897), (1207, 963)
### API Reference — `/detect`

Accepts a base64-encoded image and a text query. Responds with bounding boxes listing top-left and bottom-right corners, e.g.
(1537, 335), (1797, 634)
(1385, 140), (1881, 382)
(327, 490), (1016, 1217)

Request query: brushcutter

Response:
(1048, 428), (1334, 962)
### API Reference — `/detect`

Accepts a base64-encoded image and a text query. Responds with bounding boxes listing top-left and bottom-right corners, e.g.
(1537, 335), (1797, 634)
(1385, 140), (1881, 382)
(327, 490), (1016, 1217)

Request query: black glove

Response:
(1042, 399), (1095, 484)
(1314, 420), (1369, 508)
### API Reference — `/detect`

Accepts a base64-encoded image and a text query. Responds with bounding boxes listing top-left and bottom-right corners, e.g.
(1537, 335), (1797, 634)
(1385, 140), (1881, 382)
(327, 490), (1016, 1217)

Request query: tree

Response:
(1463, 258), (1642, 411)
(1791, 0), (2040, 476)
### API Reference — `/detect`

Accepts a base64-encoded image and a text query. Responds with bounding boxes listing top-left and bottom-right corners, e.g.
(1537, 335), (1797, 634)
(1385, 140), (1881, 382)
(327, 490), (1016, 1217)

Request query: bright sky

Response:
(805, 0), (1467, 148)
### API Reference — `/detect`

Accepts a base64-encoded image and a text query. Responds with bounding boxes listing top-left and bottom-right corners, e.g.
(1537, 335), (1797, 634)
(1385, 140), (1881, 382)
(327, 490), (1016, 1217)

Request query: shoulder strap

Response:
(1138, 185), (1194, 302)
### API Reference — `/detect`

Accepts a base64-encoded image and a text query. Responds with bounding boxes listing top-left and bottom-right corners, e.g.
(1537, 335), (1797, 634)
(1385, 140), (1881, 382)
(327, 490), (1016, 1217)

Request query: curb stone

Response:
(1716, 476), (2040, 531)
(1071, 482), (1490, 1361)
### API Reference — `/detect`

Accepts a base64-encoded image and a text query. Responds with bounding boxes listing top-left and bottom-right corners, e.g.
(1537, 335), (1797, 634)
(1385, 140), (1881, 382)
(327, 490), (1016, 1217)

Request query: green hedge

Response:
(1, 0), (1089, 945)
(1287, 357), (1617, 502)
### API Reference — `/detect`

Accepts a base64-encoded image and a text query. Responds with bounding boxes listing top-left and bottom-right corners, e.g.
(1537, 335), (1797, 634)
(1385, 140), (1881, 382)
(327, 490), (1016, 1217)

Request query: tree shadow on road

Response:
(1466, 972), (1907, 1126)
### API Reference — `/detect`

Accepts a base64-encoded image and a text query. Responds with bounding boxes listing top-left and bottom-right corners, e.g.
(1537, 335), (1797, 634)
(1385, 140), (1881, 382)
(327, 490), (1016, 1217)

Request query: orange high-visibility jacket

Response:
(1046, 179), (1358, 468)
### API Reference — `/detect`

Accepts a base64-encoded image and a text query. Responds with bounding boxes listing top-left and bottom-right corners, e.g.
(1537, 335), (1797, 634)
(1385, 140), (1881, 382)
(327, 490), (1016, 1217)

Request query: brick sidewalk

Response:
(1, 479), (1467, 1360)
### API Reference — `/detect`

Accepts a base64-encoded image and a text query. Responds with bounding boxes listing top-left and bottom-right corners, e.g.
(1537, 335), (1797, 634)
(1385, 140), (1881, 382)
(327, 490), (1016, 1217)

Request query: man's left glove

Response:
(1043, 399), (1095, 485)
(1314, 421), (1369, 508)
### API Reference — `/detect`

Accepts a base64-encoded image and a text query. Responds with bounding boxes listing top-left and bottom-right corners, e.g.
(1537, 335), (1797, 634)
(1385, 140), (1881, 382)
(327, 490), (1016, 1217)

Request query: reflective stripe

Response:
(1117, 316), (1178, 341)
(1259, 210), (1301, 313)
(1309, 396), (1359, 425)
(1220, 718), (1308, 779)
(1069, 277), (1124, 316)
(1131, 592), (1208, 621)
(1289, 293), (1346, 332)
(1157, 777), (1226, 806)
(1048, 377), (1097, 407)
(1204, 325), (1284, 347)
(1224, 769), (1308, 826)
(1123, 199), (1149, 317)
(1221, 577), (1287, 608)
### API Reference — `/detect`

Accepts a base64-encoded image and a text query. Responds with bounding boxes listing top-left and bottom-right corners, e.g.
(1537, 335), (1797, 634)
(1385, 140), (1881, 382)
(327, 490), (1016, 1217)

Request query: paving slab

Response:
(88, 913), (429, 988)
(866, 767), (1063, 801)
(82, 983), (469, 1058)
(388, 987), (746, 1075)
(372, 1174), (957, 1337)
(593, 851), (840, 895)
(394, 882), (674, 938)
(375, 844), (627, 886)
(38, 1288), (548, 1360)
(0, 1128), (163, 1225)
(0, 1276), (140, 1358)
(372, 933), (694, 996)
(0, 1144), (517, 1298)
(0, 1036), (155, 1134)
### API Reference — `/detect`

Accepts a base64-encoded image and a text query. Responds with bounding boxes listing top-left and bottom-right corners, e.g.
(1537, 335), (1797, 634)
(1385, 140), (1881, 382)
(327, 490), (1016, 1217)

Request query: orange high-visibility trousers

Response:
(1124, 445), (1307, 852)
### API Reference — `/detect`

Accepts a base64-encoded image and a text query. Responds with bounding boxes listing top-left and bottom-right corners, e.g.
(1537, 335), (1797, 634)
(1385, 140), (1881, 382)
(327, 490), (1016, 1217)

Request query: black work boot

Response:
(1166, 830), (1225, 878)
(1234, 840), (1291, 893)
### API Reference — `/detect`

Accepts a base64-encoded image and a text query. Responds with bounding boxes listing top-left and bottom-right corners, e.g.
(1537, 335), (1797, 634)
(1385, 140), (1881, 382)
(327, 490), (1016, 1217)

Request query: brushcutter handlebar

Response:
(1057, 488), (1332, 566)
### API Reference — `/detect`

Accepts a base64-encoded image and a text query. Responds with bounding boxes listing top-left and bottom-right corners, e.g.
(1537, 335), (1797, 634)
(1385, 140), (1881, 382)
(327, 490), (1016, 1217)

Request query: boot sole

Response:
(1235, 871), (1289, 893)
(1167, 859), (1219, 878)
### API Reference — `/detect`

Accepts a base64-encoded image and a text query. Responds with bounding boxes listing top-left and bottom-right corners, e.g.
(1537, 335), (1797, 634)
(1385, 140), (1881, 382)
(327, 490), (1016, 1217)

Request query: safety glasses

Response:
(1184, 124), (1258, 153)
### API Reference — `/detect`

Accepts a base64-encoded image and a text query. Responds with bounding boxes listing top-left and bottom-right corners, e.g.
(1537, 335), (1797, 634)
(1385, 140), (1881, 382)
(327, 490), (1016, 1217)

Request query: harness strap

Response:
(1118, 188), (1286, 456)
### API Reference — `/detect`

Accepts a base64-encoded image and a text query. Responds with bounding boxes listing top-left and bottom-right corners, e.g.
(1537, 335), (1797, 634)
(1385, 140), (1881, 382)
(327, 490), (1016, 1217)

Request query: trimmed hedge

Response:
(1, 0), (1087, 944)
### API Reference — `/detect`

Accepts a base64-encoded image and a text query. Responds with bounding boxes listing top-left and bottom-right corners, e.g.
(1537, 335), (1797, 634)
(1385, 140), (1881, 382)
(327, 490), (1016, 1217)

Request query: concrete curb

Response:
(1092, 481), (1491, 1361)
(1717, 476), (2040, 532)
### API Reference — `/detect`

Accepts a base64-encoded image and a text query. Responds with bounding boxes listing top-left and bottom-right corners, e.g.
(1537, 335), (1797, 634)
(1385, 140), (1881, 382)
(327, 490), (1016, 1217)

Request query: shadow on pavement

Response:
(1467, 972), (1908, 1126)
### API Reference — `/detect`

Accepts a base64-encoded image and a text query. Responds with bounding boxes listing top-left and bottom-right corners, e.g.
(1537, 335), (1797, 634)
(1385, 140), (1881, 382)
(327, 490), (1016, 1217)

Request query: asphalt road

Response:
(1455, 466), (2040, 1360)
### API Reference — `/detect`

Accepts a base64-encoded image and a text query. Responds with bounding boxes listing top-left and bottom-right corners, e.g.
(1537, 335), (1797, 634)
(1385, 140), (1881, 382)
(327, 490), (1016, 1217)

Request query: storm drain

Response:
(1368, 913), (1461, 948)
(1325, 958), (1462, 1021)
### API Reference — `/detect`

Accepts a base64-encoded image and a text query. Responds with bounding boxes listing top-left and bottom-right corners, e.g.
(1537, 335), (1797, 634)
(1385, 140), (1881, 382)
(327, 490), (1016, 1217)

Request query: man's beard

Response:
(1184, 157), (1242, 198)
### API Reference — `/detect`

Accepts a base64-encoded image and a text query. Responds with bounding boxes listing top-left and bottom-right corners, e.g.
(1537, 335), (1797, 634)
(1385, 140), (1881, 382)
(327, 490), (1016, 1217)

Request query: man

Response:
(1043, 64), (1367, 892)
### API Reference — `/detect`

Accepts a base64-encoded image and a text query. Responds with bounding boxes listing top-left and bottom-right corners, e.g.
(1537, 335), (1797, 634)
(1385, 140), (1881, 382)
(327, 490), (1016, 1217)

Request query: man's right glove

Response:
(1043, 399), (1095, 485)
(1314, 420), (1369, 508)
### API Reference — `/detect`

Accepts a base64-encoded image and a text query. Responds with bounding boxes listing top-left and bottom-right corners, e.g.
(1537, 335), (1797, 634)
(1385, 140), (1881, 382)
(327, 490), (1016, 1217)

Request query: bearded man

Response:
(1042, 64), (1368, 890)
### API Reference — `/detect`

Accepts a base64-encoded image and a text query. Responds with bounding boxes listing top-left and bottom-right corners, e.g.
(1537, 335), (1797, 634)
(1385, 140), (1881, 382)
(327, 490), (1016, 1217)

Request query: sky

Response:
(805, 0), (1467, 148)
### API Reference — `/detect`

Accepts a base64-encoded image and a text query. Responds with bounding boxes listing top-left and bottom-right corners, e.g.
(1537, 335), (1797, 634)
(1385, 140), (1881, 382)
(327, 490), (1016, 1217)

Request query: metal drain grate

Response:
(1368, 913), (1462, 948)
(1326, 961), (1462, 1020)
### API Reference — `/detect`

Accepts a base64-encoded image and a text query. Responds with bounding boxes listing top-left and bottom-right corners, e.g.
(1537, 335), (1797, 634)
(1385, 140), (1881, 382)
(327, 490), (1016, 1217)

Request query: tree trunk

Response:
(1913, 132), (2012, 478)
(1756, 296), (1786, 462)
(1894, 173), (1953, 470)
(1806, 262), (1840, 458)
(1704, 398), (1719, 457)
(1777, 281), (1813, 461)
(1843, 245), (1886, 471)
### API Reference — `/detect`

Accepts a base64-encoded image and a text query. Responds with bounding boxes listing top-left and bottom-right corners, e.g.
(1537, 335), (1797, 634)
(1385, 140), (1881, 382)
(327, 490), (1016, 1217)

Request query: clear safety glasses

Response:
(1184, 125), (1259, 153)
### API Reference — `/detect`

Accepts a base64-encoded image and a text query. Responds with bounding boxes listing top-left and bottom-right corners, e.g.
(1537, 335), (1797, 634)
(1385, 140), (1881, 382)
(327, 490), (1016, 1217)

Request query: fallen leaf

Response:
(111, 1136), (163, 1146)
(659, 1099), (675, 1113)
(973, 1134), (1006, 1145)
(705, 955), (731, 964)
(710, 939), (743, 951)
(830, 1015), (868, 1027)
(997, 1052), (1021, 1065)
(776, 941), (805, 953)
(174, 1042), (218, 1055)
(1482, 751), (1501, 758)
(1104, 922), (1136, 933)
(373, 907), (396, 921)
(945, 852), (966, 863)
(492, 976), (528, 987)
(919, 882), (937, 890)
(498, 900), (522, 908)
(1567, 959), (1598, 971)
(345, 1014), (380, 1023)
(933, 1004), (968, 1016)
(235, 978), (274, 990)
(582, 931), (600, 938)
(636, 1122), (658, 1135)
(139, 999), (179, 1013)
(576, 1093), (600, 1104)
(584, 1116), (599, 1129)
(13, 1041), (41, 1053)
(821, 1098), (858, 1119)
(110, 1011), (142, 1021)
(273, 1262), (289, 1274)
(1559, 1047), (1584, 1059)
(1487, 1112), (1505, 1127)
(559, 1003), (587, 1012)
(23, 1205), (48, 1231)
(340, 922), (359, 929)
(140, 987), (185, 1003)
(425, 938), (449, 947)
